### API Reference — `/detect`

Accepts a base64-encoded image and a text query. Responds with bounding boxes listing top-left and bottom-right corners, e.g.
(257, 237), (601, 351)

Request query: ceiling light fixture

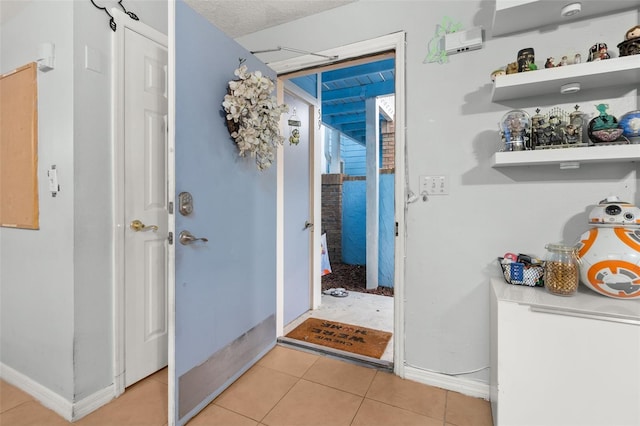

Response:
(561, 2), (582, 18)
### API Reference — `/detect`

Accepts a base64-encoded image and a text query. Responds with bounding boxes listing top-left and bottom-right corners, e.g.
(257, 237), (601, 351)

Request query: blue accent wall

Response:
(341, 174), (395, 287)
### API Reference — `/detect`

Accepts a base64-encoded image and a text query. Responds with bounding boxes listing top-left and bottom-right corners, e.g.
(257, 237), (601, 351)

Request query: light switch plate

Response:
(420, 175), (449, 195)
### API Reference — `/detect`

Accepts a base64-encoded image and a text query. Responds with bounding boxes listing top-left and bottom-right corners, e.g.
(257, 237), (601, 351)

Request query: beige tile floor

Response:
(0, 345), (492, 426)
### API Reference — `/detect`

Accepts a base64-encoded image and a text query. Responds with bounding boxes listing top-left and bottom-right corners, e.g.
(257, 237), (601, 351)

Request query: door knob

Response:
(179, 230), (208, 245)
(130, 219), (158, 232)
(303, 221), (313, 230)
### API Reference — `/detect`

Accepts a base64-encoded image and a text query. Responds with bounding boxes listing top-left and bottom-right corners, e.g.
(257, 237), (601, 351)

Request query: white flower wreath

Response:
(222, 64), (289, 170)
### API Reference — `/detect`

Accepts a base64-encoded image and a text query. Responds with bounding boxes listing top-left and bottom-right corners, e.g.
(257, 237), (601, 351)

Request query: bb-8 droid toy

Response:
(576, 196), (640, 299)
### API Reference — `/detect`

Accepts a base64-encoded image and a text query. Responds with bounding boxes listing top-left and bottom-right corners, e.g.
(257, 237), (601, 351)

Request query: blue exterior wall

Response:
(340, 137), (366, 176)
(341, 174), (395, 287)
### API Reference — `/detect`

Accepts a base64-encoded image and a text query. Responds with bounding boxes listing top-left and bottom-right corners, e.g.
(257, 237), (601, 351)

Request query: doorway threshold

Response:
(277, 337), (393, 371)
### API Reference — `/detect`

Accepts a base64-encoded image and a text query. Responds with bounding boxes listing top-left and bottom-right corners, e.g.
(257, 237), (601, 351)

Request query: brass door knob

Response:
(130, 219), (159, 232)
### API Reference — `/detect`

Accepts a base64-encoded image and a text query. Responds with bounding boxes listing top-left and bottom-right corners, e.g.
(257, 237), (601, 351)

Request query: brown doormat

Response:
(286, 318), (392, 359)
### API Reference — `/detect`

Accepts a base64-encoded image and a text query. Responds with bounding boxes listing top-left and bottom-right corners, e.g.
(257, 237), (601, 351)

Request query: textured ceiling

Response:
(184, 0), (356, 38)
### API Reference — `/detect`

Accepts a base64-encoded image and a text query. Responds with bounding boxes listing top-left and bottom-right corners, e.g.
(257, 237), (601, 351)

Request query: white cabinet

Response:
(490, 279), (640, 426)
(492, 0), (640, 37)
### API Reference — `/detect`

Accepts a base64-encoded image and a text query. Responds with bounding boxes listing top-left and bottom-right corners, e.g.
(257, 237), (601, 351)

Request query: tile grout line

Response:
(254, 355), (322, 425)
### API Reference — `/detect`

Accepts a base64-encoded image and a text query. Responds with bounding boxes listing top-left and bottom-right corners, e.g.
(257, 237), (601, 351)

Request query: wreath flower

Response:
(222, 64), (289, 170)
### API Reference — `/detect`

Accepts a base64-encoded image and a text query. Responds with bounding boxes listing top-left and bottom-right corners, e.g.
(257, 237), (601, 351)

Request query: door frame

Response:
(111, 8), (171, 397)
(272, 32), (406, 376)
(276, 82), (321, 336)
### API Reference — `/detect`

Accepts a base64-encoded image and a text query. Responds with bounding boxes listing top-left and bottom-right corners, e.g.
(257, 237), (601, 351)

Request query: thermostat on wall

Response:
(441, 27), (483, 55)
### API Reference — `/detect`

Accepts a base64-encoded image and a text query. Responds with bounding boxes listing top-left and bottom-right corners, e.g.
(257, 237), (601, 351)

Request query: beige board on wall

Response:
(0, 62), (39, 229)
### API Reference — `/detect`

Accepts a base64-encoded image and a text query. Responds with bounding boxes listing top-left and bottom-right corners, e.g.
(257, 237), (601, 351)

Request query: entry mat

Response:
(285, 318), (392, 359)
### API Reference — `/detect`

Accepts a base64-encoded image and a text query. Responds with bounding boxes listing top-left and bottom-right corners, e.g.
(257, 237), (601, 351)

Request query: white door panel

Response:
(124, 27), (169, 387)
(283, 92), (312, 325)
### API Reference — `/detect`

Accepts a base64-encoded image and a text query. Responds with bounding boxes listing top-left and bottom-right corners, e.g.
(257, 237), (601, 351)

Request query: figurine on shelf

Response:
(517, 48), (535, 72)
(618, 25), (640, 57)
(574, 53), (582, 64)
(566, 105), (585, 145)
(557, 56), (568, 66)
(625, 25), (640, 40)
(506, 62), (518, 74)
(587, 43), (610, 61)
(588, 104), (624, 143)
(545, 57), (555, 68)
(500, 110), (531, 151)
(491, 68), (506, 82)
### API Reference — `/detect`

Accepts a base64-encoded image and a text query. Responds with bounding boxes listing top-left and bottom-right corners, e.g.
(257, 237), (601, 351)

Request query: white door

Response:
(123, 27), (169, 387)
(283, 90), (314, 325)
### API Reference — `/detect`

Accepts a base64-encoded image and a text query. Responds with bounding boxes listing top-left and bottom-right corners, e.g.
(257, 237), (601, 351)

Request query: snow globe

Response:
(576, 196), (640, 299)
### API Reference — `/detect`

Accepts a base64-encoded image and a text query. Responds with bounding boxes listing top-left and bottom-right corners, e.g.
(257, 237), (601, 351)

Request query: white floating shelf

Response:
(491, 56), (640, 102)
(492, 0), (640, 37)
(491, 144), (640, 167)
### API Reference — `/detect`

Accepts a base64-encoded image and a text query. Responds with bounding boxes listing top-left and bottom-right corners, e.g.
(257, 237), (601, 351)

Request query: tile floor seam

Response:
(348, 394), (367, 426)
(253, 375), (306, 425)
(0, 398), (35, 416)
(362, 393), (447, 420)
(443, 390), (450, 426)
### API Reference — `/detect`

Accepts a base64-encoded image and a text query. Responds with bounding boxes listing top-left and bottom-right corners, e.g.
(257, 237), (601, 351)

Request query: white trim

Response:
(0, 362), (116, 422)
(391, 32), (406, 379)
(72, 386), (117, 421)
(276, 81), (285, 336)
(167, 1), (177, 425)
(403, 365), (491, 400)
(272, 32), (407, 376)
(111, 7), (169, 398)
(268, 32), (405, 74)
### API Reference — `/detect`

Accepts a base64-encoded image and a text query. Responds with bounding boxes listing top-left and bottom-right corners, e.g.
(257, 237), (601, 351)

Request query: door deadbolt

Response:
(178, 192), (194, 216)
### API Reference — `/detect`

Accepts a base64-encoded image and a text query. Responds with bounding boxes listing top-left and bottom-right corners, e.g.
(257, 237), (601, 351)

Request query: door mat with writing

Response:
(285, 318), (392, 359)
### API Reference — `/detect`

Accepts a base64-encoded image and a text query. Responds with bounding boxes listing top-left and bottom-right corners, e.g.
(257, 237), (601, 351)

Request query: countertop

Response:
(491, 278), (640, 324)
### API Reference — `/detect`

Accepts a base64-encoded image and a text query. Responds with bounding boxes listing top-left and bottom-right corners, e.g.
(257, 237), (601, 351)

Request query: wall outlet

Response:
(420, 175), (449, 195)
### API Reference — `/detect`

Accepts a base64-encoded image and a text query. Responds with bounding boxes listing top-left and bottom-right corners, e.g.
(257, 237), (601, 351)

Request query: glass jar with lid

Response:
(544, 244), (580, 296)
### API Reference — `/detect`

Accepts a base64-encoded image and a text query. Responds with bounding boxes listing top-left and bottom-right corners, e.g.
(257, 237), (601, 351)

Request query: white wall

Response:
(238, 1), (639, 386)
(1, 0), (167, 407)
(0, 0), (76, 401)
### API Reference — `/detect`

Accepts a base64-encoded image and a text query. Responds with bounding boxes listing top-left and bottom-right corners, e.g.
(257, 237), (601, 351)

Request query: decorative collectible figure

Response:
(625, 25), (640, 40)
(517, 48), (535, 72)
(618, 25), (640, 57)
(491, 68), (506, 82)
(505, 62), (518, 74)
(499, 110), (531, 151)
(574, 53), (582, 63)
(576, 196), (640, 299)
(587, 43), (610, 61)
(565, 105), (584, 144)
(588, 103), (623, 143)
(544, 57), (555, 68)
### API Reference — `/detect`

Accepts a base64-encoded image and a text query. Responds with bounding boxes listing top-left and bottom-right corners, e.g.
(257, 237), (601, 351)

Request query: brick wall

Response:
(381, 121), (395, 171)
(321, 173), (343, 263)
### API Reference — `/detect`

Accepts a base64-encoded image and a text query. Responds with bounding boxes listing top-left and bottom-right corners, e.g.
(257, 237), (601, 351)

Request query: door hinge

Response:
(395, 222), (399, 237)
(168, 232), (173, 245)
(168, 201), (174, 214)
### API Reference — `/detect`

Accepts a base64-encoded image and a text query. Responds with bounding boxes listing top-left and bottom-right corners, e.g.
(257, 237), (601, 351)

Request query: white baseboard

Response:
(403, 365), (490, 400)
(0, 362), (115, 421)
(73, 385), (116, 421)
